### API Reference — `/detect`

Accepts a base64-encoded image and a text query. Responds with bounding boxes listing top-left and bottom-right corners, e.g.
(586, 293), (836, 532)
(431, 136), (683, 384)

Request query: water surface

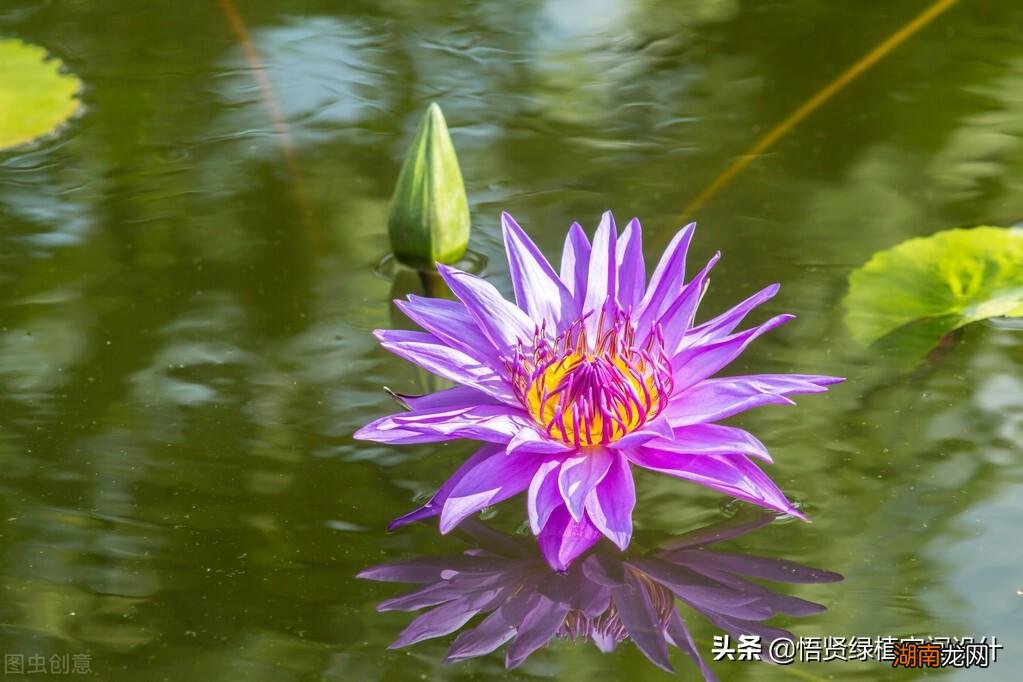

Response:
(2, 0), (1022, 678)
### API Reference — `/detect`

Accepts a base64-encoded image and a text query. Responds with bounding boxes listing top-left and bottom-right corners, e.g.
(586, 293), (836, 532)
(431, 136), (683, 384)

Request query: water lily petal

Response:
(671, 549), (843, 585)
(436, 264), (535, 352)
(584, 451), (635, 550)
(608, 415), (674, 449)
(611, 568), (673, 671)
(386, 444), (503, 530)
(440, 449), (545, 533)
(558, 448), (613, 522)
(507, 427), (574, 456)
(616, 218), (645, 312)
(505, 594), (570, 668)
(388, 586), (508, 648)
(377, 575), (507, 612)
(528, 458), (563, 534)
(538, 504), (602, 571)
(664, 374), (840, 426)
(583, 211), (618, 337)
(354, 404), (530, 445)
(682, 283), (781, 348)
(670, 562), (828, 617)
(560, 221), (591, 304)
(396, 296), (504, 369)
(374, 329), (515, 403)
(661, 423), (772, 462)
(628, 556), (774, 620)
(446, 585), (538, 661)
(726, 373), (845, 392)
(657, 252), (719, 351)
(670, 314), (794, 393)
(398, 385), (503, 411)
(626, 445), (806, 520)
(666, 609), (719, 682)
(502, 212), (578, 332)
(636, 222), (696, 333)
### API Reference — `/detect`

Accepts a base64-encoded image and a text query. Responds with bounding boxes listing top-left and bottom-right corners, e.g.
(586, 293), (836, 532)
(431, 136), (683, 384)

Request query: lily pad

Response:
(0, 39), (82, 151)
(844, 226), (1023, 362)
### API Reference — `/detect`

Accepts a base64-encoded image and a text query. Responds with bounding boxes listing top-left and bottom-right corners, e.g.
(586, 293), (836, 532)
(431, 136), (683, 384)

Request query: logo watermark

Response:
(3, 653), (92, 675)
(712, 635), (1002, 669)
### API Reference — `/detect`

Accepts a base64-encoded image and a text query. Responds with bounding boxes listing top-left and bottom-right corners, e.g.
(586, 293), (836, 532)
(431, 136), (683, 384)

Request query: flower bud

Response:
(387, 103), (470, 269)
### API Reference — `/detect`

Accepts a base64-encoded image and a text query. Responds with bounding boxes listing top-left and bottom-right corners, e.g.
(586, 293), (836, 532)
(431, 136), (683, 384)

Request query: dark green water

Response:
(2, 0), (1022, 679)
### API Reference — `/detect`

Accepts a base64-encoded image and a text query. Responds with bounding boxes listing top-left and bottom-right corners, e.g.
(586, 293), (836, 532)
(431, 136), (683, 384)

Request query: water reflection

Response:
(360, 510), (841, 677)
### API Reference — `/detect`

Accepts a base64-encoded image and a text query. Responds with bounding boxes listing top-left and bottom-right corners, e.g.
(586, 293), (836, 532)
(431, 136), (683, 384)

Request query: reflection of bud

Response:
(387, 103), (470, 269)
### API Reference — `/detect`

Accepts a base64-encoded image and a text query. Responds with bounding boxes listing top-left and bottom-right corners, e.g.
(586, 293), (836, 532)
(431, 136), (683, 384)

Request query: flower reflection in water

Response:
(359, 511), (842, 677)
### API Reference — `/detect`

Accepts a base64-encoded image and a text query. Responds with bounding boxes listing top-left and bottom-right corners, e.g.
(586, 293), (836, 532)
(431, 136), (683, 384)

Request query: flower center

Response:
(511, 313), (673, 446)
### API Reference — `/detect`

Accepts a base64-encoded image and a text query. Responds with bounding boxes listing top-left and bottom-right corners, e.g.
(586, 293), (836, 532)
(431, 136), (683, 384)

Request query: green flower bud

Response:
(387, 103), (471, 269)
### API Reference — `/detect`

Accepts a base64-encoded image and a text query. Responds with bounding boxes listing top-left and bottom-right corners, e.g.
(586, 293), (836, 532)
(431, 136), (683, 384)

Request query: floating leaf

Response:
(0, 39), (82, 151)
(844, 226), (1023, 363)
(387, 103), (470, 269)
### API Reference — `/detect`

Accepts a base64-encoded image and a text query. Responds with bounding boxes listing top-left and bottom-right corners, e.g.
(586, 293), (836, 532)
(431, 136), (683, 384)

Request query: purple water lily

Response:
(358, 511), (843, 676)
(356, 212), (842, 570)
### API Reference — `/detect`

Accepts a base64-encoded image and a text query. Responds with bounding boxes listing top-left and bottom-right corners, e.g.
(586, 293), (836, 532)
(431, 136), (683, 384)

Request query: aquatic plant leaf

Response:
(0, 39), (82, 151)
(387, 103), (471, 269)
(844, 226), (1023, 361)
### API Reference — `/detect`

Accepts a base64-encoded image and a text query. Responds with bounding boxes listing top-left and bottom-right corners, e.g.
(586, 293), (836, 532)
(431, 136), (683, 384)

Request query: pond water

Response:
(2, 0), (1022, 679)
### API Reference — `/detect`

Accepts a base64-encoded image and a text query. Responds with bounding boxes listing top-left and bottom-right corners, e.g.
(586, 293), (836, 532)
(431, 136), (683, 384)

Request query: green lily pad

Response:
(844, 226), (1023, 362)
(0, 39), (82, 151)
